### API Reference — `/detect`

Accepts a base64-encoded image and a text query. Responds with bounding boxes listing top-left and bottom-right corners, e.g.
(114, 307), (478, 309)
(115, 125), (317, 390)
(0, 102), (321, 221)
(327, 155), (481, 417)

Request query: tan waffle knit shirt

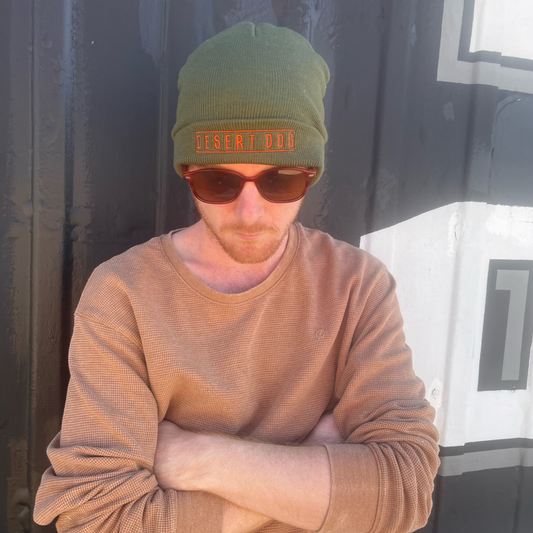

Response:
(34, 223), (439, 533)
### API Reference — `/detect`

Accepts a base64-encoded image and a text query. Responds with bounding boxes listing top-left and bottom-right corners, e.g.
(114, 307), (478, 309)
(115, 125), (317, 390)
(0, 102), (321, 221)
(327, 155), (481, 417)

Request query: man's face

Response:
(189, 163), (305, 265)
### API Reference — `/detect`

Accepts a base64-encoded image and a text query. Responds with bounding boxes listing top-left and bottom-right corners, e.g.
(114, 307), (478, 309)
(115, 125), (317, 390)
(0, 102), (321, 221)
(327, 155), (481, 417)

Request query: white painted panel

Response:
(437, 0), (533, 94)
(361, 202), (533, 447)
(471, 0), (533, 60)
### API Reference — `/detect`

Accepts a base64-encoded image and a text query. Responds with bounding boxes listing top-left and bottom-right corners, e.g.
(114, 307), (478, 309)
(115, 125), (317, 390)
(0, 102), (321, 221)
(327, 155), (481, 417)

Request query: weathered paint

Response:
(1, 0), (532, 532)
(361, 202), (533, 445)
(1, 0), (33, 531)
(437, 0), (533, 94)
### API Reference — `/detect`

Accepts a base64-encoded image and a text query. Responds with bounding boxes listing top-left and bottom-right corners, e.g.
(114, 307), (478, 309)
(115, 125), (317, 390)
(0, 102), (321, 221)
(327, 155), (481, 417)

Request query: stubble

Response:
(194, 198), (300, 265)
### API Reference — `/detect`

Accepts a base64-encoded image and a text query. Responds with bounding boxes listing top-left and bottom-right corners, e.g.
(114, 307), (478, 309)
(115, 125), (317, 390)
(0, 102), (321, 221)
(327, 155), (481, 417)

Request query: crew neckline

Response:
(159, 223), (301, 304)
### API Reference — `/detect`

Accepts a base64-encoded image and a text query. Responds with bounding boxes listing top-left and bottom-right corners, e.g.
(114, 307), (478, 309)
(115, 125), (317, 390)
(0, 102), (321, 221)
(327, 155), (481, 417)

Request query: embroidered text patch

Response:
(195, 129), (295, 153)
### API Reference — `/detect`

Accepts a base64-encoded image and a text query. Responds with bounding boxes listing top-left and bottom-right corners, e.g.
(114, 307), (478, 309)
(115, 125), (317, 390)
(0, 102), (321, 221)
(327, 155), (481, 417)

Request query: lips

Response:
(237, 233), (261, 239)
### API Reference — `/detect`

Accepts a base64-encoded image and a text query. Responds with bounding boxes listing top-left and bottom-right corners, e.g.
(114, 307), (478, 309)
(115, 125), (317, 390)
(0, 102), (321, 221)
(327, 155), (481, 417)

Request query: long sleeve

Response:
(33, 270), (225, 532)
(318, 269), (440, 533)
(33, 226), (439, 533)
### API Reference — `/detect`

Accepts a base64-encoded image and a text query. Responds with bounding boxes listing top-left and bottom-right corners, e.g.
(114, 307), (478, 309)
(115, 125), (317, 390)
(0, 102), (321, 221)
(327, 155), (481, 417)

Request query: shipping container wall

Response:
(1, 1), (532, 532)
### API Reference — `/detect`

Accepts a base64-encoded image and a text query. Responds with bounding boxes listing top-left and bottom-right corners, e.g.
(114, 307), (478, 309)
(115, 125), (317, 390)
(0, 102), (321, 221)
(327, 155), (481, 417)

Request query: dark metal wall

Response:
(2, 1), (532, 532)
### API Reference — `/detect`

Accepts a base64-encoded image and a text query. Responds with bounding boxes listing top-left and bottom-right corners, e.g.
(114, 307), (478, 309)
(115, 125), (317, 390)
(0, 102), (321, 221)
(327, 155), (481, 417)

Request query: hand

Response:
(302, 412), (344, 446)
(154, 420), (211, 491)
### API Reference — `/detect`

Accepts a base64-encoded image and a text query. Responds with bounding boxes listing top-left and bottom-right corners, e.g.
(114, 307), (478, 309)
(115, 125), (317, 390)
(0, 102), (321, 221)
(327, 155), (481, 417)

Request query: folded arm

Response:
(33, 309), (337, 533)
(324, 269), (440, 533)
(153, 269), (440, 533)
(33, 310), (228, 533)
(34, 264), (439, 533)
(154, 413), (348, 532)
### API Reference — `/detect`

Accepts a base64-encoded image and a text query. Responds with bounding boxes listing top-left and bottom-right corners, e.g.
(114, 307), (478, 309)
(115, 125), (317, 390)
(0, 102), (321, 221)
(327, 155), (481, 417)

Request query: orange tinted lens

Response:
(192, 170), (242, 203)
(257, 169), (309, 202)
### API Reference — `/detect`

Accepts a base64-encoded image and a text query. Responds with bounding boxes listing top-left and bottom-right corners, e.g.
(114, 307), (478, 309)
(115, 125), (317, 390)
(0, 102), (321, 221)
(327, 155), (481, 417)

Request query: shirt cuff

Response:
(317, 444), (379, 533)
(174, 490), (226, 533)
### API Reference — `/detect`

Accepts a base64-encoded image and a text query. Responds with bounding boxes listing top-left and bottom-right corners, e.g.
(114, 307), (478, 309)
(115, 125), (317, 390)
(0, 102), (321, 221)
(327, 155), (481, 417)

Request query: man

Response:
(34, 22), (439, 533)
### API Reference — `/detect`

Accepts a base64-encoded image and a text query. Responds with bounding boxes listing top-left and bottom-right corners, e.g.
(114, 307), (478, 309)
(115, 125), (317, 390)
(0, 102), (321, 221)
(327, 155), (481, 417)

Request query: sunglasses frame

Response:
(181, 165), (317, 204)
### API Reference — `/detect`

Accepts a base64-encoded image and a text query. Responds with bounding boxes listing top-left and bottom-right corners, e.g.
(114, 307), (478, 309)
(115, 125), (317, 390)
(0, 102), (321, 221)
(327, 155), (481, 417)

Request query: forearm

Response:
(192, 436), (331, 531)
(154, 416), (341, 533)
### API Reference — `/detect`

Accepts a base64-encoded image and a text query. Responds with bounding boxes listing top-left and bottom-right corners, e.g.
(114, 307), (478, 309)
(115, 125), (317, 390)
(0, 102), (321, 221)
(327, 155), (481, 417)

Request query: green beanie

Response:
(172, 22), (330, 186)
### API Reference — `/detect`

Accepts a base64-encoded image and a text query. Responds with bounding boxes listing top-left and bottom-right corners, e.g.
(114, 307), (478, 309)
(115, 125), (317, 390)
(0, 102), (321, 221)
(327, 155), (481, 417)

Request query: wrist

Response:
(182, 432), (223, 492)
(193, 434), (245, 494)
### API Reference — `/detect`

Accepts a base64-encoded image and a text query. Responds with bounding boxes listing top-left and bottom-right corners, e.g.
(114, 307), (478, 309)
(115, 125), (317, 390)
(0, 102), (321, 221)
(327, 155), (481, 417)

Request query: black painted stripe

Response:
(439, 438), (533, 457)
(437, 438), (533, 476)
(438, 448), (533, 476)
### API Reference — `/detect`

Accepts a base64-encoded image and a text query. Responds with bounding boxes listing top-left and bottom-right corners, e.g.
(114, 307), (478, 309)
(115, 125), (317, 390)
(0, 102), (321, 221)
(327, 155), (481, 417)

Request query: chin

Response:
(223, 236), (284, 265)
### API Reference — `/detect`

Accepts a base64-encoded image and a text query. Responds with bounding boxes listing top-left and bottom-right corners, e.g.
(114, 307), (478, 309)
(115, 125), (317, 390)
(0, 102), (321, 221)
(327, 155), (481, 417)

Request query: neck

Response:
(171, 221), (291, 294)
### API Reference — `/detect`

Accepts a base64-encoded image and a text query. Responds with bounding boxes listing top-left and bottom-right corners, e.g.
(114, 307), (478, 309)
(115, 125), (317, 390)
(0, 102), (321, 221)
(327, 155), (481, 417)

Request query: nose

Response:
(233, 181), (265, 224)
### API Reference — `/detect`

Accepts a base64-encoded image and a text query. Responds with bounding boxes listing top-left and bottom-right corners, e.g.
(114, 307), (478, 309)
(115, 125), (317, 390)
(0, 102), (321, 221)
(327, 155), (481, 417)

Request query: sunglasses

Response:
(182, 165), (316, 204)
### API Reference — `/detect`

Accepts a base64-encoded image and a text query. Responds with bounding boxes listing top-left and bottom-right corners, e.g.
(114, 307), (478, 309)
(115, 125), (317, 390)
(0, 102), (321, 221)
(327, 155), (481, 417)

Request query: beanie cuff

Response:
(173, 118), (325, 185)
